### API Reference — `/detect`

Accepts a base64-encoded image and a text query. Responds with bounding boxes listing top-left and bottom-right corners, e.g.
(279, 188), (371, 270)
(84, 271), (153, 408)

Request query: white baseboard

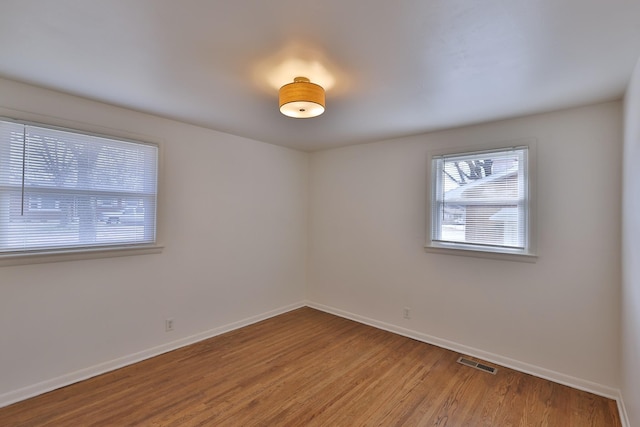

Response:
(306, 301), (623, 402)
(0, 301), (305, 409)
(617, 392), (631, 427)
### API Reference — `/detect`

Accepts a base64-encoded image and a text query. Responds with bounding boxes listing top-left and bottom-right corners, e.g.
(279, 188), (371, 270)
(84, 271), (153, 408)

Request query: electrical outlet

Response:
(165, 318), (174, 332)
(403, 307), (411, 319)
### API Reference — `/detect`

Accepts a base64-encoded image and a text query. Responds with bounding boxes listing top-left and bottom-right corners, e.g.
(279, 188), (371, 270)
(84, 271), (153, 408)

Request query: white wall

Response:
(0, 78), (308, 403)
(308, 102), (622, 392)
(622, 58), (640, 426)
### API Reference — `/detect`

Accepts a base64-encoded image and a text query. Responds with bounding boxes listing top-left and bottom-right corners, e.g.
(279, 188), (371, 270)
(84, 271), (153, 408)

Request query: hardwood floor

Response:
(0, 307), (621, 426)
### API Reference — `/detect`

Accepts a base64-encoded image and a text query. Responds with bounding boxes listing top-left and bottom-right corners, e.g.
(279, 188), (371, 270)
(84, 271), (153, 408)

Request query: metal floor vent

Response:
(457, 356), (498, 375)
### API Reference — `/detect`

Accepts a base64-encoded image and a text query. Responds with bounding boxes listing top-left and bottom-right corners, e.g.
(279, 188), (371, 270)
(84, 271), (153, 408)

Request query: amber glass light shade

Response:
(279, 77), (325, 118)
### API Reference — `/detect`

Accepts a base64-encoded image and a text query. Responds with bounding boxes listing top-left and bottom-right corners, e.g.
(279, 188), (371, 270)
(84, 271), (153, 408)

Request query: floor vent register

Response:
(456, 356), (498, 375)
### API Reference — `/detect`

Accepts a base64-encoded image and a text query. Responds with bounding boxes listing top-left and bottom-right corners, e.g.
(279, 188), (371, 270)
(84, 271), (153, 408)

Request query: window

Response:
(427, 144), (535, 260)
(0, 119), (158, 258)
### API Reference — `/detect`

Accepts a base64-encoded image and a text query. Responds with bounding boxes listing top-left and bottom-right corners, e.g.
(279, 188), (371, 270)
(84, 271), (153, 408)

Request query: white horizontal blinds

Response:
(433, 147), (528, 250)
(0, 119), (158, 253)
(0, 121), (27, 252)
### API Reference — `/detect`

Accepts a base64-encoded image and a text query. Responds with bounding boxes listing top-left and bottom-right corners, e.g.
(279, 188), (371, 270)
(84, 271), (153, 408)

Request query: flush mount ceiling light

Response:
(279, 76), (325, 118)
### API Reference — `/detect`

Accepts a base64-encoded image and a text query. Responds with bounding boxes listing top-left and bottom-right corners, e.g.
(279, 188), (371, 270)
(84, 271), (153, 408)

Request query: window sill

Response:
(0, 244), (164, 267)
(424, 243), (537, 263)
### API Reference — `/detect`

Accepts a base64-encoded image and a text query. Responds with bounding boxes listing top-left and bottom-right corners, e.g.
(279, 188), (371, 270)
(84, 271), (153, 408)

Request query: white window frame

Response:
(0, 117), (163, 266)
(425, 140), (537, 262)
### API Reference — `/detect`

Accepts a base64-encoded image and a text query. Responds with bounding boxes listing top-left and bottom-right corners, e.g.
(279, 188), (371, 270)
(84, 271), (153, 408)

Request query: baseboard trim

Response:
(306, 301), (621, 401)
(617, 391), (631, 427)
(0, 301), (305, 409)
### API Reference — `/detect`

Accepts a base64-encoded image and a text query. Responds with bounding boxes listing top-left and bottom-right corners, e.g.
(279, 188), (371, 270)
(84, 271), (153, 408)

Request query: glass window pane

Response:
(0, 119), (158, 254)
(432, 147), (528, 252)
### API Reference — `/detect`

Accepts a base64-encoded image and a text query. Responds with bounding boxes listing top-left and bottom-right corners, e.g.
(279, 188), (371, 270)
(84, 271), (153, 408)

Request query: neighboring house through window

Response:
(426, 143), (536, 261)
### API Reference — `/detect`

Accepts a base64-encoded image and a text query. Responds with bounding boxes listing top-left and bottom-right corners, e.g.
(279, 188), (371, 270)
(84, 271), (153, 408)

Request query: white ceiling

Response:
(1, 1), (639, 151)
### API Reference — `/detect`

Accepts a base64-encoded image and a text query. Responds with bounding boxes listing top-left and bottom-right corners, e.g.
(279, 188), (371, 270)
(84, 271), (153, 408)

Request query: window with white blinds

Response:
(0, 119), (158, 255)
(429, 146), (531, 256)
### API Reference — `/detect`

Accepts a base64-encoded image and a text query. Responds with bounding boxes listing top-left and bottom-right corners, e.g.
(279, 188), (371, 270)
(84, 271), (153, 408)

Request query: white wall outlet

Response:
(165, 318), (174, 332)
(403, 307), (411, 319)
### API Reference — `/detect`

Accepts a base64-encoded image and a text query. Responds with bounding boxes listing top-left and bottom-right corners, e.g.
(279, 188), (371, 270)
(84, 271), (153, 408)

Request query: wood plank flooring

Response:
(0, 307), (621, 426)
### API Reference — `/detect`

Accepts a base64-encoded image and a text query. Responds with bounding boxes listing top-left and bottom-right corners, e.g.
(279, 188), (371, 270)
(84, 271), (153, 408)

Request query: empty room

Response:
(1, 1), (639, 426)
